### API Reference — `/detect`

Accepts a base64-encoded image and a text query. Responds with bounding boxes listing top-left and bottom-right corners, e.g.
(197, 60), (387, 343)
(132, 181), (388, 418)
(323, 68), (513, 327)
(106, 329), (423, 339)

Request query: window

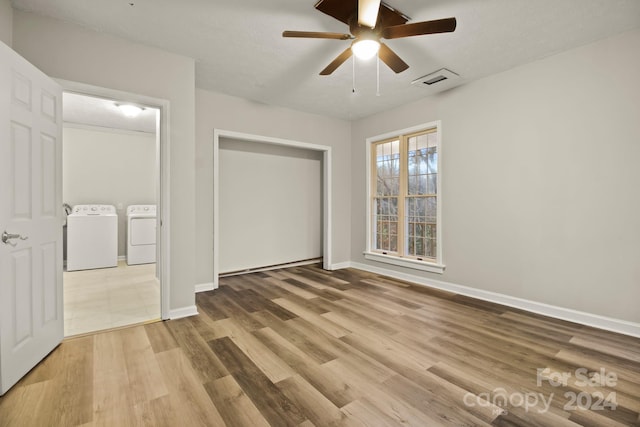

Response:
(365, 122), (444, 273)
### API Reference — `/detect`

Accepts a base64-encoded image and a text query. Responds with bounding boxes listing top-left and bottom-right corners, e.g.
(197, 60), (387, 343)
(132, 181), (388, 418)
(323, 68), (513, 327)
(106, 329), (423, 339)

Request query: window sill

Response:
(363, 251), (445, 274)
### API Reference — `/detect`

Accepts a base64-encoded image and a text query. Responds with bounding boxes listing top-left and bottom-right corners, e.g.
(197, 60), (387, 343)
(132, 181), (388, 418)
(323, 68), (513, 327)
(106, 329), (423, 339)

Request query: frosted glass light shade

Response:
(352, 39), (380, 60)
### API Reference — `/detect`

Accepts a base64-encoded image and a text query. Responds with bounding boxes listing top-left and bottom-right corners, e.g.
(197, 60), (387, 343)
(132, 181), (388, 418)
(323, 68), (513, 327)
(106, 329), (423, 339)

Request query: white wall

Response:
(13, 10), (196, 313)
(218, 138), (322, 273)
(351, 29), (640, 324)
(0, 0), (11, 47)
(63, 126), (156, 257)
(196, 89), (351, 285)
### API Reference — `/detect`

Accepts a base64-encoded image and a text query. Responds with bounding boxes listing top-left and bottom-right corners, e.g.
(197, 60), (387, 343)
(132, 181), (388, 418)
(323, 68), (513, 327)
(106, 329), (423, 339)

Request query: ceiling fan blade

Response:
(315, 0), (356, 25)
(382, 17), (457, 39)
(320, 47), (353, 75)
(283, 31), (352, 40)
(358, 0), (381, 28)
(378, 43), (409, 73)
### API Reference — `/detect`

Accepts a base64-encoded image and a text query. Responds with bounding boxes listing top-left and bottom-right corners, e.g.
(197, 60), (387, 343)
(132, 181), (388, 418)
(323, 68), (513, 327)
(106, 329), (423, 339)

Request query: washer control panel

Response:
(71, 204), (117, 215)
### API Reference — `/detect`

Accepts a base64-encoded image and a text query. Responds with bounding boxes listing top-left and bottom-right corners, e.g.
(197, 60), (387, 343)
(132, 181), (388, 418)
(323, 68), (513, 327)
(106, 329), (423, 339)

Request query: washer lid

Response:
(70, 204), (117, 216)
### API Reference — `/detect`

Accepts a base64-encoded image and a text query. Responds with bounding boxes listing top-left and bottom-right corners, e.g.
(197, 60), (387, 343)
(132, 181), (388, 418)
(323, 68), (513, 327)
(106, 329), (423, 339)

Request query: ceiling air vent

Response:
(412, 68), (459, 88)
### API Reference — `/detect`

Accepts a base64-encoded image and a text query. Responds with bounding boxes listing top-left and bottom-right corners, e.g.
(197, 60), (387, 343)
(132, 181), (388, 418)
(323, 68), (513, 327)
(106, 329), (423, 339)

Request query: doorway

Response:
(61, 89), (164, 336)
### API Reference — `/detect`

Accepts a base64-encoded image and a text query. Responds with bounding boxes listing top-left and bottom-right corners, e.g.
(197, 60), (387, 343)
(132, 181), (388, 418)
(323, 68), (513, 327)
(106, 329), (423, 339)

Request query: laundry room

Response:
(62, 92), (161, 337)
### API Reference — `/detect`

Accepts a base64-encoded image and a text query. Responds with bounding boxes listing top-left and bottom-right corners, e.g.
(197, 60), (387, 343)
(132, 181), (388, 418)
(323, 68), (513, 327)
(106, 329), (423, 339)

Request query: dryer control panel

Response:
(127, 205), (157, 215)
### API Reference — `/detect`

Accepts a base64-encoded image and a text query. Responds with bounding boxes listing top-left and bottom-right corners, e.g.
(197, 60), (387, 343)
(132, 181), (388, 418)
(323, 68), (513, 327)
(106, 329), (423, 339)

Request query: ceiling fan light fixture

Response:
(352, 39), (380, 60)
(116, 103), (144, 118)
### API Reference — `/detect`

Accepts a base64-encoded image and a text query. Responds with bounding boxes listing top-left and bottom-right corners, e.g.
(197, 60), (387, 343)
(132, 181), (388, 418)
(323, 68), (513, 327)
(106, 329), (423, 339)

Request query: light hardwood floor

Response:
(1, 265), (639, 426)
(64, 261), (160, 336)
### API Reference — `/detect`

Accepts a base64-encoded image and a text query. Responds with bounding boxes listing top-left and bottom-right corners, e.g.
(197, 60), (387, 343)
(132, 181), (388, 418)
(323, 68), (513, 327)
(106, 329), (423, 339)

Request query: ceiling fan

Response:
(283, 0), (457, 75)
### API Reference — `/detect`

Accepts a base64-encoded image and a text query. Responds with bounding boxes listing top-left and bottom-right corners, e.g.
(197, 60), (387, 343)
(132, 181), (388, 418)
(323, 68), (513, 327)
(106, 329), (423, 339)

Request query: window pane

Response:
(385, 160), (394, 177)
(428, 132), (437, 148)
(376, 177), (385, 196)
(390, 198), (398, 216)
(378, 178), (394, 196)
(427, 147), (437, 174)
(416, 134), (428, 151)
(426, 224), (436, 239)
(408, 137), (416, 153)
(375, 140), (400, 198)
(373, 195), (398, 253)
(408, 155), (416, 176)
(427, 174), (437, 195)
(387, 180), (394, 196)
(418, 174), (427, 195)
(390, 235), (398, 252)
(418, 153), (428, 175)
(415, 237), (424, 256)
(391, 158), (400, 176)
(391, 139), (400, 157)
(426, 197), (437, 222)
(390, 178), (399, 196)
(416, 198), (422, 216)
(378, 160), (387, 178)
(389, 221), (397, 235)
(408, 175), (417, 195)
(427, 238), (437, 258)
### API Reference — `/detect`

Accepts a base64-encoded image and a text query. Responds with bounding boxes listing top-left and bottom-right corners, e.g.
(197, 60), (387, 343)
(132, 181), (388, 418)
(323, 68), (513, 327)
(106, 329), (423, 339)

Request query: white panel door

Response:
(0, 41), (63, 396)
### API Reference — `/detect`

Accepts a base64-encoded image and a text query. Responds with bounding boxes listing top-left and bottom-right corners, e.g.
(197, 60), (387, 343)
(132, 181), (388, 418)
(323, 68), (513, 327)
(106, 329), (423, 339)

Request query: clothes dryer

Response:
(127, 205), (157, 265)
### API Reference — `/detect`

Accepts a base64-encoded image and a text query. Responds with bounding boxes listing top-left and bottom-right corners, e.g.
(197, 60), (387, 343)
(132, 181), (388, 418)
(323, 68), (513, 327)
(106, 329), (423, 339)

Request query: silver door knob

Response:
(1, 230), (28, 246)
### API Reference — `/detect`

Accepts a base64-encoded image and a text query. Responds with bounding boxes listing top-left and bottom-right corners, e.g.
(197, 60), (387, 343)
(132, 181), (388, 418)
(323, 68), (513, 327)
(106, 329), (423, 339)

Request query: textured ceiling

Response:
(13, 0), (640, 120)
(63, 92), (157, 133)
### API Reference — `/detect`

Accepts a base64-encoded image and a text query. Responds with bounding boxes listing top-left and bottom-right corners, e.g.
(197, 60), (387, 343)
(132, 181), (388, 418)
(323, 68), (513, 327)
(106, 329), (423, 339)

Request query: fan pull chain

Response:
(376, 55), (380, 97)
(352, 56), (356, 93)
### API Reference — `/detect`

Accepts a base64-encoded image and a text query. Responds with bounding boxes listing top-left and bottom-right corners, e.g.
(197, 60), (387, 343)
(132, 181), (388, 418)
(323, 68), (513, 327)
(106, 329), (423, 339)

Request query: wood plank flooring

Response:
(1, 265), (639, 426)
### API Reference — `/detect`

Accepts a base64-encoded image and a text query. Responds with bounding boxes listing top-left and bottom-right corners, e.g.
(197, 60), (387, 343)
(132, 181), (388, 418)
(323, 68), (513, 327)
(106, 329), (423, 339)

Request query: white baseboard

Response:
(195, 282), (217, 293)
(347, 262), (640, 339)
(117, 255), (126, 261)
(168, 305), (198, 320)
(220, 258), (323, 278)
(329, 261), (351, 270)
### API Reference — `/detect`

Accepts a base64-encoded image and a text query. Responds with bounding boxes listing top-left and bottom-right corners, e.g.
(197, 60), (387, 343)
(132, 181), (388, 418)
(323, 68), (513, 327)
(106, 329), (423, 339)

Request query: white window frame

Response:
(364, 121), (445, 274)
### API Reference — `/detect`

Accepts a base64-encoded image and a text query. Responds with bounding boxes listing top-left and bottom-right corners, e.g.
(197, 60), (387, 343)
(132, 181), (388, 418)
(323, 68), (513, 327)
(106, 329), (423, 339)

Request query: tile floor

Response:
(63, 261), (161, 337)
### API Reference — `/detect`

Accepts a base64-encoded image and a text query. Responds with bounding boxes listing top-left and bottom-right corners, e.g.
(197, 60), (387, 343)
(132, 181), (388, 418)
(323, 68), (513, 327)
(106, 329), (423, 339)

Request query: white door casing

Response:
(0, 41), (64, 395)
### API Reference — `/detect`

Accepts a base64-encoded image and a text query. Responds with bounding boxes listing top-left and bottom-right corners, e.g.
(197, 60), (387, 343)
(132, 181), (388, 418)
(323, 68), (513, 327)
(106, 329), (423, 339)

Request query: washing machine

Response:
(127, 205), (157, 265)
(66, 204), (118, 271)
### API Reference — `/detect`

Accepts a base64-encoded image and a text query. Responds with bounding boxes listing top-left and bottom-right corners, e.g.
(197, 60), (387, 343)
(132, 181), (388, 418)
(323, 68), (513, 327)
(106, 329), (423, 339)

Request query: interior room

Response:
(0, 0), (639, 426)
(62, 93), (161, 336)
